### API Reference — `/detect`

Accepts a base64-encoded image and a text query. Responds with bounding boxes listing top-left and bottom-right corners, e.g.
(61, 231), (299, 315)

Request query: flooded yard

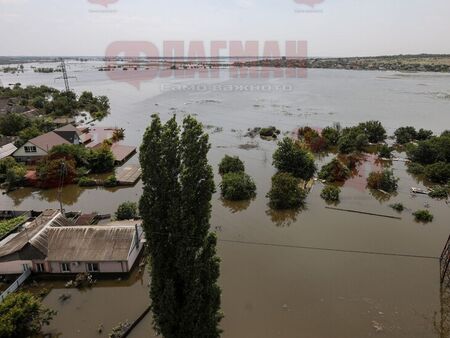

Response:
(1, 64), (450, 337)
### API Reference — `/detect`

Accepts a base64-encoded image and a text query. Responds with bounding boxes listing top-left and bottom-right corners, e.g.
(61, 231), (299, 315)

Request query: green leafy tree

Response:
(320, 185), (341, 202)
(367, 169), (399, 193)
(413, 210), (434, 223)
(0, 292), (56, 338)
(394, 126), (417, 144)
(139, 115), (222, 338)
(318, 158), (351, 182)
(378, 144), (393, 159)
(337, 134), (356, 154)
(355, 133), (369, 151)
(0, 157), (26, 189)
(428, 186), (448, 199)
(50, 144), (89, 167)
(218, 155), (245, 175)
(416, 129), (433, 141)
(273, 137), (316, 180)
(220, 172), (256, 201)
(267, 172), (306, 209)
(0, 113), (30, 136)
(115, 201), (138, 220)
(37, 155), (77, 188)
(424, 162), (450, 184)
(321, 125), (341, 146)
(87, 146), (115, 173)
(358, 121), (387, 143)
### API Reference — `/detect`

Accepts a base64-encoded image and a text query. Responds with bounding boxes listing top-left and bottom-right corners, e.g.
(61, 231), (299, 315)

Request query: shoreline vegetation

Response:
(1, 54), (450, 73)
(232, 54), (450, 73)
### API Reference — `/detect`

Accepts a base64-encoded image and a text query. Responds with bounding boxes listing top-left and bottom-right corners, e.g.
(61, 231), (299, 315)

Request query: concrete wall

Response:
(127, 239), (144, 272)
(0, 260), (32, 274)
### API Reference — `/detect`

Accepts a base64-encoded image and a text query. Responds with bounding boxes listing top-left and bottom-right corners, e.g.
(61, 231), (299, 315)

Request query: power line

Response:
(147, 231), (439, 260)
(218, 238), (439, 260)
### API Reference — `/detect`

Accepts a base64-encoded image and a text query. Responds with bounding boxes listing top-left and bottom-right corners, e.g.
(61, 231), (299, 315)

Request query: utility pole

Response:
(55, 59), (76, 92)
(57, 161), (66, 214)
(60, 59), (70, 92)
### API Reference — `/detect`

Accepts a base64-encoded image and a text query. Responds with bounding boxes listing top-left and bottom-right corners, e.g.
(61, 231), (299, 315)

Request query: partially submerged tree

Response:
(394, 126), (417, 144)
(320, 185), (341, 202)
(378, 144), (393, 159)
(115, 201), (138, 220)
(139, 115), (222, 338)
(0, 292), (56, 338)
(357, 120), (387, 143)
(366, 169), (399, 193)
(318, 158), (351, 183)
(273, 137), (316, 180)
(220, 172), (256, 201)
(267, 172), (306, 210)
(218, 155), (245, 175)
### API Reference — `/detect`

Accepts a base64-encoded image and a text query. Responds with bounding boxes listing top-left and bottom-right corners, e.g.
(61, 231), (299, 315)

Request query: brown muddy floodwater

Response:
(1, 64), (450, 337)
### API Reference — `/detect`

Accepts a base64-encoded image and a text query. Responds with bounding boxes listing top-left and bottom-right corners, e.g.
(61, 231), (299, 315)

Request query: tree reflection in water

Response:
(266, 206), (305, 227)
(221, 198), (252, 213)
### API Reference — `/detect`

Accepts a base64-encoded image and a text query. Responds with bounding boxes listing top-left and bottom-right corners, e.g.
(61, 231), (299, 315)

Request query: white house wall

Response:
(0, 260), (32, 274)
(13, 141), (48, 158)
(48, 261), (126, 273)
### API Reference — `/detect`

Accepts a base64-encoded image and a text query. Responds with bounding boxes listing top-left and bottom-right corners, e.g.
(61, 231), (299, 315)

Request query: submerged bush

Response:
(115, 201), (138, 220)
(267, 172), (307, 210)
(218, 155), (245, 175)
(259, 126), (280, 138)
(220, 172), (256, 201)
(104, 175), (119, 187)
(367, 169), (399, 193)
(424, 162), (450, 184)
(413, 210), (434, 223)
(407, 162), (425, 175)
(78, 176), (96, 187)
(378, 144), (393, 159)
(428, 186), (449, 199)
(318, 158), (351, 182)
(320, 185), (341, 202)
(389, 203), (404, 212)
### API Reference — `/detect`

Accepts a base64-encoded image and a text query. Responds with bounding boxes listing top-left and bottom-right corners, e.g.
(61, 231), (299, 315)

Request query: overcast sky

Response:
(0, 0), (449, 57)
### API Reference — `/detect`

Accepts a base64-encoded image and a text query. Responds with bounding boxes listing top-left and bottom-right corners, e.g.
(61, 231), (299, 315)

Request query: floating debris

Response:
(238, 143), (259, 150)
(59, 293), (71, 302)
(109, 320), (131, 338)
(371, 320), (384, 332)
(411, 187), (429, 195)
(65, 273), (96, 289)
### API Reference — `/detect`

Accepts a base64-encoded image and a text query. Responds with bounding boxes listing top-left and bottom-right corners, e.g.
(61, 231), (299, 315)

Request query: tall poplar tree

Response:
(139, 115), (222, 338)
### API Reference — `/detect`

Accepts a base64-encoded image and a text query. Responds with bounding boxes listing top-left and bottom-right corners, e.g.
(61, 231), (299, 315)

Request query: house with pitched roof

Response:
(12, 124), (80, 163)
(0, 210), (145, 275)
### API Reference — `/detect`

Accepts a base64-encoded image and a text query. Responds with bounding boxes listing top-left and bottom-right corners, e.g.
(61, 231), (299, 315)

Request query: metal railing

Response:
(0, 268), (32, 303)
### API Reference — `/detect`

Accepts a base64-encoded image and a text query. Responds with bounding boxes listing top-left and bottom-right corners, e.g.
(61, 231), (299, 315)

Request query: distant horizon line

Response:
(1, 53), (450, 59)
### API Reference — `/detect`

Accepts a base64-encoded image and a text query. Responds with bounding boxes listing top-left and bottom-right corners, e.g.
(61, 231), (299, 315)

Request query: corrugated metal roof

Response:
(0, 210), (70, 258)
(46, 226), (136, 262)
(0, 143), (17, 159)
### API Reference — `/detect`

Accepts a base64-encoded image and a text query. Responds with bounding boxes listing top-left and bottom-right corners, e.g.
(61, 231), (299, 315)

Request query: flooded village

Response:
(0, 58), (448, 337)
